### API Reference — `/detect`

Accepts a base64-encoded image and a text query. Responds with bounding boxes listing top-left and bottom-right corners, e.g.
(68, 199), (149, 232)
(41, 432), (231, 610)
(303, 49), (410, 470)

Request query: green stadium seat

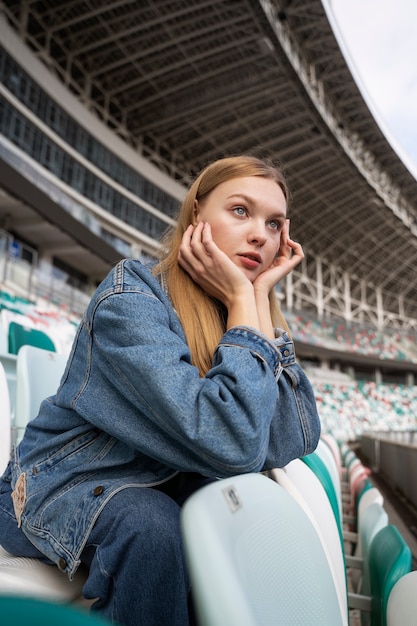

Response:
(8, 321), (56, 355)
(349, 524), (412, 626)
(0, 595), (110, 626)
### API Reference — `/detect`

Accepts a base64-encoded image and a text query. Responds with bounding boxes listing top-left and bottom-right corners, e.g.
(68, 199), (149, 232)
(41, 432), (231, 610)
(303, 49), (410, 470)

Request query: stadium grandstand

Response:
(1, 1), (417, 623)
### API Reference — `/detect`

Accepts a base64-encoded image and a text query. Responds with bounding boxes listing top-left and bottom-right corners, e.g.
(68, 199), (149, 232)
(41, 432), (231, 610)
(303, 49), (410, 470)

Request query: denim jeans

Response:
(0, 472), (212, 626)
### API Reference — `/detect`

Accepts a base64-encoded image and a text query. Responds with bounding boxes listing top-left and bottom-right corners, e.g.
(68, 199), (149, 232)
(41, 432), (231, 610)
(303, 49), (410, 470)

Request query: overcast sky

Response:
(322, 0), (417, 180)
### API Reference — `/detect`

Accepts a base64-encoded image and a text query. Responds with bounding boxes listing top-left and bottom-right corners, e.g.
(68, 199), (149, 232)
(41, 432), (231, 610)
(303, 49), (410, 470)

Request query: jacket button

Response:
(282, 349), (289, 357)
(93, 485), (104, 496)
(58, 558), (67, 571)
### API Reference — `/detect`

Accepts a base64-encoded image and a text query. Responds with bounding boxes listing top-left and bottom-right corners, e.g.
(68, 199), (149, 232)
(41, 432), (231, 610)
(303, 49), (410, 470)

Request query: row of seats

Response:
(286, 311), (417, 363)
(181, 436), (417, 626)
(313, 380), (417, 441)
(0, 349), (416, 624)
(338, 443), (415, 626)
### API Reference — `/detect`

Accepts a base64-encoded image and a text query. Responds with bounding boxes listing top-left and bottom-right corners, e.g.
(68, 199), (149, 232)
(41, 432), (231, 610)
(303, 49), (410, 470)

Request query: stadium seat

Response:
(0, 352), (17, 421)
(349, 524), (412, 626)
(302, 451), (344, 544)
(8, 321), (56, 355)
(354, 487), (385, 556)
(0, 545), (88, 604)
(0, 320), (8, 353)
(386, 570), (417, 626)
(269, 460), (348, 623)
(348, 467), (372, 524)
(0, 361), (11, 473)
(366, 525), (412, 626)
(360, 503), (390, 597)
(315, 438), (343, 505)
(346, 502), (389, 596)
(181, 472), (346, 626)
(0, 594), (109, 625)
(13, 345), (68, 444)
(320, 433), (343, 481)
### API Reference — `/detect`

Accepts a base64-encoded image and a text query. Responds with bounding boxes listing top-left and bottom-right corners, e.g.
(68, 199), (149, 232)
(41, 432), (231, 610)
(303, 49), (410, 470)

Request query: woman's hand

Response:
(253, 219), (304, 296)
(178, 222), (254, 307)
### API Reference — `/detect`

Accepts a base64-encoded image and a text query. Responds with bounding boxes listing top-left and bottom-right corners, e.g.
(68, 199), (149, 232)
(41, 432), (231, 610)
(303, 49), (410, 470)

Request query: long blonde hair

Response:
(153, 155), (290, 376)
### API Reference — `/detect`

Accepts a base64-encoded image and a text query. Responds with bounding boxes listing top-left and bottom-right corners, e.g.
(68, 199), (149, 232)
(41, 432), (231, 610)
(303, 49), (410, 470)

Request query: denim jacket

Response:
(7, 259), (320, 578)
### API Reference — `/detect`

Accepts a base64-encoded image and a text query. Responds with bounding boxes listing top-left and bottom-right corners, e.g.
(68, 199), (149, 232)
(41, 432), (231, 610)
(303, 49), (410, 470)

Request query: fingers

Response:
(178, 222), (217, 282)
(278, 219), (304, 264)
(286, 238), (304, 262)
(179, 222), (209, 263)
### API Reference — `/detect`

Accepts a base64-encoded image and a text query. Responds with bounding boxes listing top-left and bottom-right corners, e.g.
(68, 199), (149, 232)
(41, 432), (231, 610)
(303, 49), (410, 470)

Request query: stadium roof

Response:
(1, 0), (417, 319)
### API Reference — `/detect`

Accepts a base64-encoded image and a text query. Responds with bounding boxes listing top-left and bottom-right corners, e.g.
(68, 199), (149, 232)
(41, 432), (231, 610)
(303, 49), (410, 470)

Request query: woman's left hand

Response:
(253, 220), (304, 295)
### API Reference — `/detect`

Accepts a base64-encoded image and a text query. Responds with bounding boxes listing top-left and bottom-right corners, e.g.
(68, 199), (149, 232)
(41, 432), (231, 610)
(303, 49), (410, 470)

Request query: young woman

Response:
(0, 155), (320, 625)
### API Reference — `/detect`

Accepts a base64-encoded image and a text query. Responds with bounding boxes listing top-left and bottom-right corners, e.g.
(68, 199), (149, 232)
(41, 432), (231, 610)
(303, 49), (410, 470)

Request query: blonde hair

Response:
(153, 155), (290, 376)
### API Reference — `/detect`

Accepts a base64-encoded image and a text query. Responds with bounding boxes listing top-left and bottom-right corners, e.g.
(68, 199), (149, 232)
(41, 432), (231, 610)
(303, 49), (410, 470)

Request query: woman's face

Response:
(194, 176), (287, 282)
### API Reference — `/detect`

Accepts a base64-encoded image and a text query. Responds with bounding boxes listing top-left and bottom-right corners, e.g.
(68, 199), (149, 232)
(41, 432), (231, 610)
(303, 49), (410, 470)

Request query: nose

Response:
(248, 220), (267, 246)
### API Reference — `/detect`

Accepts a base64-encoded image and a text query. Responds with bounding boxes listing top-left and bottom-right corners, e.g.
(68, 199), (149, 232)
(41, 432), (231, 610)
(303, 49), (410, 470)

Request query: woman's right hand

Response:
(178, 222), (254, 309)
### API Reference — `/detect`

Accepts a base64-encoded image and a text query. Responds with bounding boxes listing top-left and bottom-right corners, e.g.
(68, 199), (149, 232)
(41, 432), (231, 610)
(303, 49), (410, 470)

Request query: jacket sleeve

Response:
(261, 363), (321, 470)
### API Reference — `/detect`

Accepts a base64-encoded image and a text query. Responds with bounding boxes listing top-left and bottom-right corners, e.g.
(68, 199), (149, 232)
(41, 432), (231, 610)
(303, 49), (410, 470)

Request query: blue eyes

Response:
(268, 220), (280, 230)
(233, 206), (282, 231)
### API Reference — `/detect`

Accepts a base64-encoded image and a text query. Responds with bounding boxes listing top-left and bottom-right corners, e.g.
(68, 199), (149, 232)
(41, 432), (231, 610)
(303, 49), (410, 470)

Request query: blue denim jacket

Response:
(7, 259), (320, 578)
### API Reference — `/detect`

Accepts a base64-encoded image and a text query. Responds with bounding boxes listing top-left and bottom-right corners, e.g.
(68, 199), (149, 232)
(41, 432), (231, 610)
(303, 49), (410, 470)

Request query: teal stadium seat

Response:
(302, 451), (344, 545)
(8, 321), (56, 355)
(349, 524), (412, 626)
(366, 525), (412, 626)
(0, 595), (110, 626)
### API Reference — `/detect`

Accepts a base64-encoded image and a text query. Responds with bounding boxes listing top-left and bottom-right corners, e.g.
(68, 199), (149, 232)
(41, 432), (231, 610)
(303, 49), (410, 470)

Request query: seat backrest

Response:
(0, 594), (110, 625)
(0, 352), (17, 422)
(315, 438), (343, 508)
(320, 433), (343, 480)
(342, 447), (356, 469)
(352, 476), (373, 524)
(0, 319), (8, 354)
(355, 487), (384, 557)
(14, 345), (68, 444)
(302, 451), (343, 544)
(368, 525), (412, 626)
(181, 473), (345, 626)
(269, 460), (348, 624)
(359, 502), (389, 597)
(0, 361), (11, 473)
(8, 321), (56, 355)
(386, 570), (417, 626)
(0, 545), (86, 602)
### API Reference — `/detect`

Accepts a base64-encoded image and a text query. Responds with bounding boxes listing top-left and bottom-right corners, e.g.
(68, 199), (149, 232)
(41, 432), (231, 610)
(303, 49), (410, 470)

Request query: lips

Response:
(238, 253), (262, 269)
(239, 252), (262, 263)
